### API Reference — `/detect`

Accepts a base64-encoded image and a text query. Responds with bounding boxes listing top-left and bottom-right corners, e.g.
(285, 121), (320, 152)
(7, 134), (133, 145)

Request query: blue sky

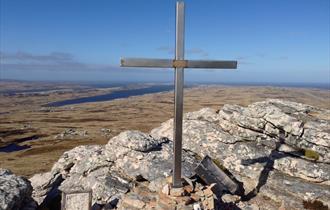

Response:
(0, 0), (329, 83)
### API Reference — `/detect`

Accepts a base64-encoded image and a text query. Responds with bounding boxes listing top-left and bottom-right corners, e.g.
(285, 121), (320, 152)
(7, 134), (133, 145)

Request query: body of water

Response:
(2, 80), (329, 107)
(0, 143), (31, 153)
(45, 85), (174, 107)
(45, 81), (329, 107)
(191, 82), (330, 90)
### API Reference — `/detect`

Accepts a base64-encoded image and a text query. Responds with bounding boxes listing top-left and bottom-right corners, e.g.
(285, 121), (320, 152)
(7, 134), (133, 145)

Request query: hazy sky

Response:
(1, 0), (329, 83)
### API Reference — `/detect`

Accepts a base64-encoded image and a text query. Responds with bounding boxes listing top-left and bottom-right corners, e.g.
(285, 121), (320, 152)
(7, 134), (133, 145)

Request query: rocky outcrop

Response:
(54, 128), (88, 139)
(30, 131), (199, 209)
(151, 99), (330, 209)
(0, 169), (36, 210)
(28, 99), (329, 209)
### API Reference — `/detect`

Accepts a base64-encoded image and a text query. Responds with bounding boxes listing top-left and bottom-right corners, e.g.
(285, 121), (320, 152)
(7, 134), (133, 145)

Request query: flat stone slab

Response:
(61, 190), (92, 210)
(195, 155), (238, 194)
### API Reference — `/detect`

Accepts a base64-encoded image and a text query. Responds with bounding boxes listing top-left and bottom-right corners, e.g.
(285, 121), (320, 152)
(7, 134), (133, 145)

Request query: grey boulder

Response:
(0, 168), (36, 210)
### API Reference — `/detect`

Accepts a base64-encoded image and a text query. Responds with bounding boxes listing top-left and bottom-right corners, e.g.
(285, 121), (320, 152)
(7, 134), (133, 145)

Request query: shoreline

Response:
(1, 79), (329, 92)
(0, 82), (329, 177)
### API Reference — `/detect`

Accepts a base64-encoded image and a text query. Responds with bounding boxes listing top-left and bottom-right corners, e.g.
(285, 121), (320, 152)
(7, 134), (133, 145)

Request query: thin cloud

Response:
(1, 51), (91, 71)
(278, 56), (288, 60)
(0, 51), (173, 73)
(1, 51), (74, 63)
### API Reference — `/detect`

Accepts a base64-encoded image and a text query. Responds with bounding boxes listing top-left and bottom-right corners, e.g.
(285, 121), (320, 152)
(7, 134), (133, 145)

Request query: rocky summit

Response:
(1, 99), (329, 210)
(0, 169), (36, 210)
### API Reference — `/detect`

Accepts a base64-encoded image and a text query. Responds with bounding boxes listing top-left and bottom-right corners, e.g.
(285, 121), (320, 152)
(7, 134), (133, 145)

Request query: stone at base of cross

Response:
(159, 178), (217, 210)
(117, 175), (218, 210)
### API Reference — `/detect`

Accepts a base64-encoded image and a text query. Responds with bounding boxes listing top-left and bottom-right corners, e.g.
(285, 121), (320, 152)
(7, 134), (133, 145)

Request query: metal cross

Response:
(120, 1), (237, 187)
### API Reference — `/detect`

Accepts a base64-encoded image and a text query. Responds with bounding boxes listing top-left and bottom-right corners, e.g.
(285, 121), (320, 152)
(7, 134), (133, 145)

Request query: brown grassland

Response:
(0, 81), (329, 177)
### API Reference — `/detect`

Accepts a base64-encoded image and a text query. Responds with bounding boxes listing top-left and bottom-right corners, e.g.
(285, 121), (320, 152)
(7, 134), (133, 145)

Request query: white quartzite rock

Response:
(0, 168), (36, 210)
(151, 99), (330, 208)
(30, 130), (199, 208)
(28, 99), (330, 210)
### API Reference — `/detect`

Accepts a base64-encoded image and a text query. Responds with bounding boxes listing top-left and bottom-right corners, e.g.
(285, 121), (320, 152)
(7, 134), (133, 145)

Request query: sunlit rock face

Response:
(0, 169), (36, 210)
(27, 99), (329, 209)
(151, 99), (330, 208)
(29, 131), (199, 208)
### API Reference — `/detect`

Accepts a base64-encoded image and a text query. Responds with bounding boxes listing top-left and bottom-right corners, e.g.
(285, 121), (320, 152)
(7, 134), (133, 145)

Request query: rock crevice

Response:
(21, 99), (330, 209)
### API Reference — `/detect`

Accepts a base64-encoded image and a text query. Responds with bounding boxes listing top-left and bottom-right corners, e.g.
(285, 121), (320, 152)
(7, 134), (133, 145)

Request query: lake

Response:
(45, 85), (174, 107)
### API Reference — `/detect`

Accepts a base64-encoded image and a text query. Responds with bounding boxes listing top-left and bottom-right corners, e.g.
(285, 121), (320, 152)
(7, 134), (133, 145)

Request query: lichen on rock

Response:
(0, 168), (37, 210)
(25, 99), (330, 209)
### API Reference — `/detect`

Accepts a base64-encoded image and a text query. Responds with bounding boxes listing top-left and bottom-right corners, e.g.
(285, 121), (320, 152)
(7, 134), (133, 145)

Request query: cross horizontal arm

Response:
(121, 57), (237, 69)
(187, 60), (237, 69)
(120, 58), (172, 68)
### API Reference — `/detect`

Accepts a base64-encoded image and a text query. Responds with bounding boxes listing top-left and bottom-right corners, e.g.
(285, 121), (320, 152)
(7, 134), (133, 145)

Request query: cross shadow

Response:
(240, 129), (298, 201)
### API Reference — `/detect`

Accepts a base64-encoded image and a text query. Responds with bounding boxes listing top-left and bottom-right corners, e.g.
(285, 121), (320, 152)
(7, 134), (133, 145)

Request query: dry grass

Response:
(0, 83), (329, 177)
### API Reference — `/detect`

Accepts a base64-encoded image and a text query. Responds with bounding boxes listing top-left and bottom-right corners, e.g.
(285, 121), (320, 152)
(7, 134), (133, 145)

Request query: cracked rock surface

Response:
(0, 168), (36, 210)
(25, 99), (329, 209)
(29, 131), (199, 209)
(152, 99), (330, 209)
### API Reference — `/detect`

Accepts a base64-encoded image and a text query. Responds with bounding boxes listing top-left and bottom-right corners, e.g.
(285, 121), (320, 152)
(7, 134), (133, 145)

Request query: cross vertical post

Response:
(120, 0), (238, 190)
(173, 1), (185, 188)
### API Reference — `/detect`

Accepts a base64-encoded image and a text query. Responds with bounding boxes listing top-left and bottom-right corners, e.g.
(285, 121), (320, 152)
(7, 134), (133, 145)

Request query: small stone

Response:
(203, 187), (214, 197)
(221, 194), (240, 203)
(158, 192), (177, 209)
(184, 197), (195, 206)
(162, 184), (170, 195)
(195, 182), (204, 191)
(176, 203), (194, 210)
(190, 193), (200, 202)
(122, 195), (146, 209)
(193, 203), (202, 210)
(171, 196), (193, 205)
(183, 185), (193, 194)
(195, 190), (204, 198)
(202, 195), (215, 210)
(148, 177), (167, 192)
(170, 187), (185, 197)
(166, 176), (173, 184)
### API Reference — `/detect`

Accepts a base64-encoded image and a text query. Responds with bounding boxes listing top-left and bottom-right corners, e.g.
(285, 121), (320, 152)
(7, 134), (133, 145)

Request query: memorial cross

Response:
(120, 1), (237, 187)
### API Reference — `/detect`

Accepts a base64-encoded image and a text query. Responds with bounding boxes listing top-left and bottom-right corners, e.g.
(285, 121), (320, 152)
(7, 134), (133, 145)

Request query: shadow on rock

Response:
(241, 129), (294, 201)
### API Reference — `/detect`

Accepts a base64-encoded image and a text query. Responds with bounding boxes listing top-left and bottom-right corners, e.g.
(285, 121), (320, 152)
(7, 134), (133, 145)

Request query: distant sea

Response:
(44, 82), (329, 107)
(1, 80), (329, 107)
(80, 81), (330, 90)
(189, 81), (330, 90)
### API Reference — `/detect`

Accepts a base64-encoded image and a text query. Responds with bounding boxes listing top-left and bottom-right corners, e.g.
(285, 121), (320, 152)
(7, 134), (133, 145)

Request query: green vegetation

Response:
(213, 158), (229, 172)
(304, 149), (319, 161)
(193, 153), (203, 161)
